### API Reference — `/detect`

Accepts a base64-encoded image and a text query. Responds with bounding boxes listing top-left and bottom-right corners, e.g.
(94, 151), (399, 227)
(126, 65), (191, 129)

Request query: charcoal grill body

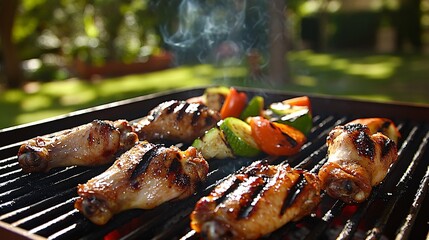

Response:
(0, 87), (428, 240)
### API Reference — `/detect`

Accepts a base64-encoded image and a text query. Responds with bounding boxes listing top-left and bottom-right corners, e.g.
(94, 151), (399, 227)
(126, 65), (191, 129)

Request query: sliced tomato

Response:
(283, 96), (312, 114)
(249, 116), (307, 156)
(220, 87), (248, 119)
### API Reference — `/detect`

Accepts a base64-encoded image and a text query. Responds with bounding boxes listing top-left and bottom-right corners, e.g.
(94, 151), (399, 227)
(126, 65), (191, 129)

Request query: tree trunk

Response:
(318, 0), (329, 52)
(0, 0), (23, 88)
(268, 0), (288, 86)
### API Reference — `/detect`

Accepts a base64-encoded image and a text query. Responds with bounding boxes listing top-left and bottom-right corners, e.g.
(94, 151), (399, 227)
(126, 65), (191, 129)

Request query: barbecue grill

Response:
(0, 86), (428, 240)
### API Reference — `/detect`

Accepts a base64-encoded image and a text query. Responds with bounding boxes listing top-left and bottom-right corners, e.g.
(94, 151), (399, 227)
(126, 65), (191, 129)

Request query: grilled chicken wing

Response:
(75, 141), (209, 225)
(318, 123), (398, 203)
(134, 100), (221, 144)
(17, 120), (138, 173)
(190, 160), (321, 240)
(347, 118), (401, 143)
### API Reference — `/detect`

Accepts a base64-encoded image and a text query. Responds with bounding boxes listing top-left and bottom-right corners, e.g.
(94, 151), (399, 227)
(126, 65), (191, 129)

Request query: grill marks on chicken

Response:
(17, 100), (219, 172)
(134, 100), (221, 144)
(190, 160), (321, 240)
(17, 120), (138, 173)
(74, 141), (209, 225)
(347, 118), (401, 143)
(318, 122), (398, 203)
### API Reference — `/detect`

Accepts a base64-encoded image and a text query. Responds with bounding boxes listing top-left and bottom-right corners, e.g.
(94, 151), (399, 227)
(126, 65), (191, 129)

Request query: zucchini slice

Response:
(192, 127), (234, 159)
(220, 117), (261, 157)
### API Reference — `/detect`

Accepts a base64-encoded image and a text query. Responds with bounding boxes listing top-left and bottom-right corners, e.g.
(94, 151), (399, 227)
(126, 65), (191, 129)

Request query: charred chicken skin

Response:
(75, 141), (209, 225)
(190, 160), (321, 240)
(17, 120), (138, 173)
(347, 118), (401, 143)
(318, 122), (398, 203)
(17, 100), (219, 172)
(134, 100), (221, 144)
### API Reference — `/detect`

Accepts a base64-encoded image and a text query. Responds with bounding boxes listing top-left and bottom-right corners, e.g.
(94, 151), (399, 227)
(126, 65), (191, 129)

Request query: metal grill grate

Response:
(0, 87), (428, 240)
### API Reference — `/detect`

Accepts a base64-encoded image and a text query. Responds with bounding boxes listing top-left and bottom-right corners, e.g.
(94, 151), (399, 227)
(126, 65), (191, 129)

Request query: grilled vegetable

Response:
(265, 107), (312, 136)
(249, 116), (307, 156)
(220, 88), (248, 119)
(283, 96), (312, 112)
(192, 127), (234, 159)
(205, 86), (230, 96)
(220, 117), (261, 157)
(240, 95), (264, 120)
(268, 101), (308, 116)
(265, 97), (313, 136)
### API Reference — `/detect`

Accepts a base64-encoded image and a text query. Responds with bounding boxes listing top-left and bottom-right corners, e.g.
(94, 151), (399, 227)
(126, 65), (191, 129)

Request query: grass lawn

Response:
(286, 51), (429, 104)
(1, 50), (428, 130)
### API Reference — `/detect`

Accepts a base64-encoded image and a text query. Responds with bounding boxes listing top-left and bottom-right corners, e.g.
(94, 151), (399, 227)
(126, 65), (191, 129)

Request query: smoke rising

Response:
(158, 0), (269, 76)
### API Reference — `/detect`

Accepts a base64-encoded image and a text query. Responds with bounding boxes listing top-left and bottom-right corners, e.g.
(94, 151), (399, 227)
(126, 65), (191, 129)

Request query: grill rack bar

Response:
(0, 87), (428, 240)
(366, 130), (429, 240)
(395, 164), (429, 240)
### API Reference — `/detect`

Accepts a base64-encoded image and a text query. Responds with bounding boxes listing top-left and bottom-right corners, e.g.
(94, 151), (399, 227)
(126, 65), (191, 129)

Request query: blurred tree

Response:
(70, 0), (161, 65)
(268, 0), (289, 85)
(0, 0), (163, 86)
(392, 0), (422, 52)
(0, 0), (22, 88)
